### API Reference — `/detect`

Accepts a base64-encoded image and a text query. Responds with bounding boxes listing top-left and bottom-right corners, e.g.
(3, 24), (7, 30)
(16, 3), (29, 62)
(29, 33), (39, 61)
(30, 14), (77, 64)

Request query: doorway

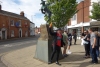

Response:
(19, 28), (22, 38)
(1, 28), (7, 40)
(2, 31), (6, 40)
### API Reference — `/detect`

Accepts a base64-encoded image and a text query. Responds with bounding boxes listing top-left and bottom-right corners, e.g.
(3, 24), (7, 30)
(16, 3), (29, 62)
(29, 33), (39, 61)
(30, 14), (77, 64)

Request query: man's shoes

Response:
(48, 61), (52, 64)
(63, 54), (68, 57)
(83, 56), (90, 58)
(56, 62), (61, 65)
(90, 61), (98, 64)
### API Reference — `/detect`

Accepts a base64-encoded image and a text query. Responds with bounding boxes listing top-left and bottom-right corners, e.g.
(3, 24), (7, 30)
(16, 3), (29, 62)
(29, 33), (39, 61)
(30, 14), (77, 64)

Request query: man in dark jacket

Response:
(49, 23), (65, 65)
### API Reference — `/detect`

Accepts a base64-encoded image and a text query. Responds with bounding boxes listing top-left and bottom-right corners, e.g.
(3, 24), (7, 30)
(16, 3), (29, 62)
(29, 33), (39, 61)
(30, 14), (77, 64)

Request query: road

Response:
(0, 36), (39, 67)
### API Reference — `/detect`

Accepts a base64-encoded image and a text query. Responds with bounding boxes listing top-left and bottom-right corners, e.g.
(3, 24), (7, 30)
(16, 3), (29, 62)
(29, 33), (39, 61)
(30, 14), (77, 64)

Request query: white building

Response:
(30, 22), (35, 36)
(67, 0), (100, 39)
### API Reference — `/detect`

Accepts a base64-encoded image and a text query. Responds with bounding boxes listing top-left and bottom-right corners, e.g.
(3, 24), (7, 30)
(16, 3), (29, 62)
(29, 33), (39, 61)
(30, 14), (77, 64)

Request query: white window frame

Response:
(25, 22), (28, 25)
(18, 20), (21, 26)
(11, 30), (14, 37)
(71, 14), (76, 21)
(10, 20), (14, 26)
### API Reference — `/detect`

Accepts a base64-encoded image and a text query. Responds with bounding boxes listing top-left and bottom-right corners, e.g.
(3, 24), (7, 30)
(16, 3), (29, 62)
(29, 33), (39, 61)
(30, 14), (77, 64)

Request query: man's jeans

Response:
(90, 45), (98, 63)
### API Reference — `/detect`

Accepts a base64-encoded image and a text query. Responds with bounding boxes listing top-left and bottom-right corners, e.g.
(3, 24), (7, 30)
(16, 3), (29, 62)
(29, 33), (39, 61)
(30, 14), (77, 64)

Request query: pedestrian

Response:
(83, 30), (90, 58)
(94, 31), (100, 59)
(88, 28), (98, 64)
(62, 31), (68, 57)
(48, 23), (65, 65)
(67, 33), (72, 54)
(73, 31), (77, 45)
(81, 32), (86, 46)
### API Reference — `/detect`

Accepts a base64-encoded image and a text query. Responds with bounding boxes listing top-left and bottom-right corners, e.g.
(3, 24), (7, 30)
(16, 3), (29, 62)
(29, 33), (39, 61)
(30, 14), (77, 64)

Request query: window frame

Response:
(10, 20), (14, 26)
(11, 30), (14, 37)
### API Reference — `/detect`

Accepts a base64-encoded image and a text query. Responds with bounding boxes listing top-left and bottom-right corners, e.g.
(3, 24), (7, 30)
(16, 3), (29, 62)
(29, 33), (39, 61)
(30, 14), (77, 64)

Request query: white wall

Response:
(71, 14), (77, 25)
(30, 23), (35, 36)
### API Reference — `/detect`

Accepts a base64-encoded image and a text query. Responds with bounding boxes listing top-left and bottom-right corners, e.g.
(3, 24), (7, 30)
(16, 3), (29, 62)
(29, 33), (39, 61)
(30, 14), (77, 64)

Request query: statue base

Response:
(34, 24), (63, 63)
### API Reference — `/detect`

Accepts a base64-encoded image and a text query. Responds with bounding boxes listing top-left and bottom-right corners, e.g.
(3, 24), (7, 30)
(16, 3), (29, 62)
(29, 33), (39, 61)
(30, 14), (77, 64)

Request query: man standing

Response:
(48, 23), (65, 65)
(88, 28), (98, 64)
(73, 32), (77, 45)
(62, 31), (68, 57)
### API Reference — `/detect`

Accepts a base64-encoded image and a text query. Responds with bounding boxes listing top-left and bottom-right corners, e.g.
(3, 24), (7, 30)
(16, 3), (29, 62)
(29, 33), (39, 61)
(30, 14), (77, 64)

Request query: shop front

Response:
(67, 22), (90, 39)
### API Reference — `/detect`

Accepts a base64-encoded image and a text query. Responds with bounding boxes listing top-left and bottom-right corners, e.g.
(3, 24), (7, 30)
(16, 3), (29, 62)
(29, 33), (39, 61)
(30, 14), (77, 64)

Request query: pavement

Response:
(1, 40), (100, 67)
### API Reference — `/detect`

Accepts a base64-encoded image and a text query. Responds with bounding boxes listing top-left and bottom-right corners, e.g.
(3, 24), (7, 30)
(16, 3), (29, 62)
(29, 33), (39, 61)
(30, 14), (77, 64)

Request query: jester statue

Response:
(40, 0), (52, 22)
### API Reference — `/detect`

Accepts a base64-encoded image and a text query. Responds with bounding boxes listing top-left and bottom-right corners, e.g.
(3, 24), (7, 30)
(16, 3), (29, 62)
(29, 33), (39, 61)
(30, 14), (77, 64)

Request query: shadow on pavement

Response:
(60, 53), (100, 67)
(60, 54), (86, 62)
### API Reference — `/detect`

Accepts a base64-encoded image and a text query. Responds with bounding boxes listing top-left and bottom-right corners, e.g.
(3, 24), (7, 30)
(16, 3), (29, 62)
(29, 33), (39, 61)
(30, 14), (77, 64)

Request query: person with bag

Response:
(48, 23), (65, 65)
(83, 31), (90, 58)
(67, 33), (72, 54)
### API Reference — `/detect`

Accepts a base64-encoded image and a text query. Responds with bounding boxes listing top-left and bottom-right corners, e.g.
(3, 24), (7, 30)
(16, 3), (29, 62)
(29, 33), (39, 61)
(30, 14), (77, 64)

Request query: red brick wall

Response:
(68, 0), (90, 26)
(0, 14), (30, 39)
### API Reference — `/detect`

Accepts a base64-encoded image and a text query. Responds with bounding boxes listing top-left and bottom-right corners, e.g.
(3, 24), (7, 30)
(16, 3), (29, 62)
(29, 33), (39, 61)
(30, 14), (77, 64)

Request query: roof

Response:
(0, 10), (30, 21)
(30, 22), (35, 24)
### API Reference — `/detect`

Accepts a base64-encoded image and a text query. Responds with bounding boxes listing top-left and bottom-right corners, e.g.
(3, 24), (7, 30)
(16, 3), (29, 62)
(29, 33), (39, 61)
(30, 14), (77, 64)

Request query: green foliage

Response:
(90, 2), (100, 20)
(44, 0), (78, 28)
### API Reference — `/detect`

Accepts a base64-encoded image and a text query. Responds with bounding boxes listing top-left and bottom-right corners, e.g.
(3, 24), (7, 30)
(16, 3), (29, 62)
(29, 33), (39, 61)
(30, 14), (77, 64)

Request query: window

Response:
(25, 22), (28, 27)
(25, 22), (28, 25)
(71, 14), (76, 21)
(11, 30), (14, 37)
(18, 20), (21, 26)
(10, 20), (14, 26)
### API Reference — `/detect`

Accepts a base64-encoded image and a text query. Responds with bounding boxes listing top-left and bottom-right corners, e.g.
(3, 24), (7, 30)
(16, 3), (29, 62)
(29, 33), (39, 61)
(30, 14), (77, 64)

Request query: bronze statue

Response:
(40, 0), (52, 22)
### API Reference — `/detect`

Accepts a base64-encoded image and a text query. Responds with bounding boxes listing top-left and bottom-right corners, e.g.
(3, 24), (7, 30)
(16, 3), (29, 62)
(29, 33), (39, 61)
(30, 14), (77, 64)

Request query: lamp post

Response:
(82, 0), (84, 33)
(31, 15), (36, 23)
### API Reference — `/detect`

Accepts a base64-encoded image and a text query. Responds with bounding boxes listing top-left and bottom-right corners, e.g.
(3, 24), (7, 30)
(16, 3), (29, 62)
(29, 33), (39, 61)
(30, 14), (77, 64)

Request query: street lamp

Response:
(31, 15), (36, 23)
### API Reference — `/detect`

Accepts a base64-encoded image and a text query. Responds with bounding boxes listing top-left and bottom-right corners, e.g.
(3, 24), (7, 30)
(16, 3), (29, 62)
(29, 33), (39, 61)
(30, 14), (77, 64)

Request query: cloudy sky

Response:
(1, 0), (82, 27)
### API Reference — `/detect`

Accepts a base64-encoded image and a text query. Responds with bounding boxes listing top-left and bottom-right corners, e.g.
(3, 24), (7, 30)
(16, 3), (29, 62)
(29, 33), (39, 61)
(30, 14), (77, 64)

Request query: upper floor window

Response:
(10, 20), (14, 26)
(25, 22), (28, 25)
(71, 14), (76, 21)
(18, 20), (21, 26)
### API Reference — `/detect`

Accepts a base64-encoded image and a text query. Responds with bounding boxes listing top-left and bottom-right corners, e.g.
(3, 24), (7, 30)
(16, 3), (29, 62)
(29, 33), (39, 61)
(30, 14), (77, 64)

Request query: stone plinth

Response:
(34, 24), (63, 63)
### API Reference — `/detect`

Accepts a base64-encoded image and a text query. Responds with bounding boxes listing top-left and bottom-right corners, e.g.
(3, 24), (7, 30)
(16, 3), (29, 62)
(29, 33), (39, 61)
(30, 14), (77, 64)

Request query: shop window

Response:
(11, 30), (14, 37)
(10, 20), (14, 26)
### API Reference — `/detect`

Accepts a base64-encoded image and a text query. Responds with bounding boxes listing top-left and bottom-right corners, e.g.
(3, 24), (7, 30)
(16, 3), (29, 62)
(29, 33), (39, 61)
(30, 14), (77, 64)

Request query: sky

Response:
(1, 0), (82, 27)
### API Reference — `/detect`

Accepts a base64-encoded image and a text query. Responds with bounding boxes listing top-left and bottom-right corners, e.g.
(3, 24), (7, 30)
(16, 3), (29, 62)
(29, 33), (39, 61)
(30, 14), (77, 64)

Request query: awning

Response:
(90, 21), (100, 27)
(67, 22), (90, 28)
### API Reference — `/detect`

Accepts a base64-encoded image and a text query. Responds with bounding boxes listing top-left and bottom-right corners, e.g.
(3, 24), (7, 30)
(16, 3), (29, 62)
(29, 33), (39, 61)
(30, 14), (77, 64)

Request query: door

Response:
(2, 31), (5, 40)
(19, 31), (21, 37)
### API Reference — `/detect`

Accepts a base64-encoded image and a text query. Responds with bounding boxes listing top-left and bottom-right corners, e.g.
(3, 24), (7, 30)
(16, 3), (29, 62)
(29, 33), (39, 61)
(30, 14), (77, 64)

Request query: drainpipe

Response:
(82, 1), (84, 33)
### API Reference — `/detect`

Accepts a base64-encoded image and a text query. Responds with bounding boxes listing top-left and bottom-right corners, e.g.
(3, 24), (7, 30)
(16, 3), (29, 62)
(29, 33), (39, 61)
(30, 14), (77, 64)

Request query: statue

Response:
(40, 0), (52, 22)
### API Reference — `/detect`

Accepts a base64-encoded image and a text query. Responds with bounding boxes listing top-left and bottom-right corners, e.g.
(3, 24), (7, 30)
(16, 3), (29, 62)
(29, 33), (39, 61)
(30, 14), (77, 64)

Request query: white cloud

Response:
(1, 0), (46, 27)
(1, 0), (85, 27)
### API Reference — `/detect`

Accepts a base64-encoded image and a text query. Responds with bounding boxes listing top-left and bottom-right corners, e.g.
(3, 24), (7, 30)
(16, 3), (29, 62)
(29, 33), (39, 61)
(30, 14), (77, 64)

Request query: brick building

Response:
(35, 26), (41, 35)
(67, 0), (94, 39)
(0, 5), (30, 40)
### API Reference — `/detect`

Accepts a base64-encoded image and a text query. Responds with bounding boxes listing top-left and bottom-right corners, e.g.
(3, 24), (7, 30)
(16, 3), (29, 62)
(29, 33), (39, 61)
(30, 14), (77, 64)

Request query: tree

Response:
(90, 2), (100, 21)
(44, 0), (78, 28)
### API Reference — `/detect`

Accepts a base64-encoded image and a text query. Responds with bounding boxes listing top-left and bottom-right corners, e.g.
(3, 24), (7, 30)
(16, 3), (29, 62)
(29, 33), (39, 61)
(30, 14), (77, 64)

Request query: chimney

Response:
(0, 4), (1, 11)
(20, 11), (24, 17)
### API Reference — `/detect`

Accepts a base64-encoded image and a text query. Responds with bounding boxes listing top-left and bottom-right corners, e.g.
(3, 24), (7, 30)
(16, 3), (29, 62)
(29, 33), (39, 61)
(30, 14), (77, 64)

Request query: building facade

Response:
(0, 5), (30, 40)
(67, 0), (97, 39)
(30, 22), (35, 36)
(35, 26), (41, 35)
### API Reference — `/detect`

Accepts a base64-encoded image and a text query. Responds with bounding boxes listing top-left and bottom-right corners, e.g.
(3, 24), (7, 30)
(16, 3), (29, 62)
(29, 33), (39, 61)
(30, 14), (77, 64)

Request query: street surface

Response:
(0, 35), (39, 67)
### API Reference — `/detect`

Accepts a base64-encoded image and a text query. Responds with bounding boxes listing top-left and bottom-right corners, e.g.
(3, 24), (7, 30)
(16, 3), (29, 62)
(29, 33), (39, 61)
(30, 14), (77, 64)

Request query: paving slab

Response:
(1, 40), (100, 67)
